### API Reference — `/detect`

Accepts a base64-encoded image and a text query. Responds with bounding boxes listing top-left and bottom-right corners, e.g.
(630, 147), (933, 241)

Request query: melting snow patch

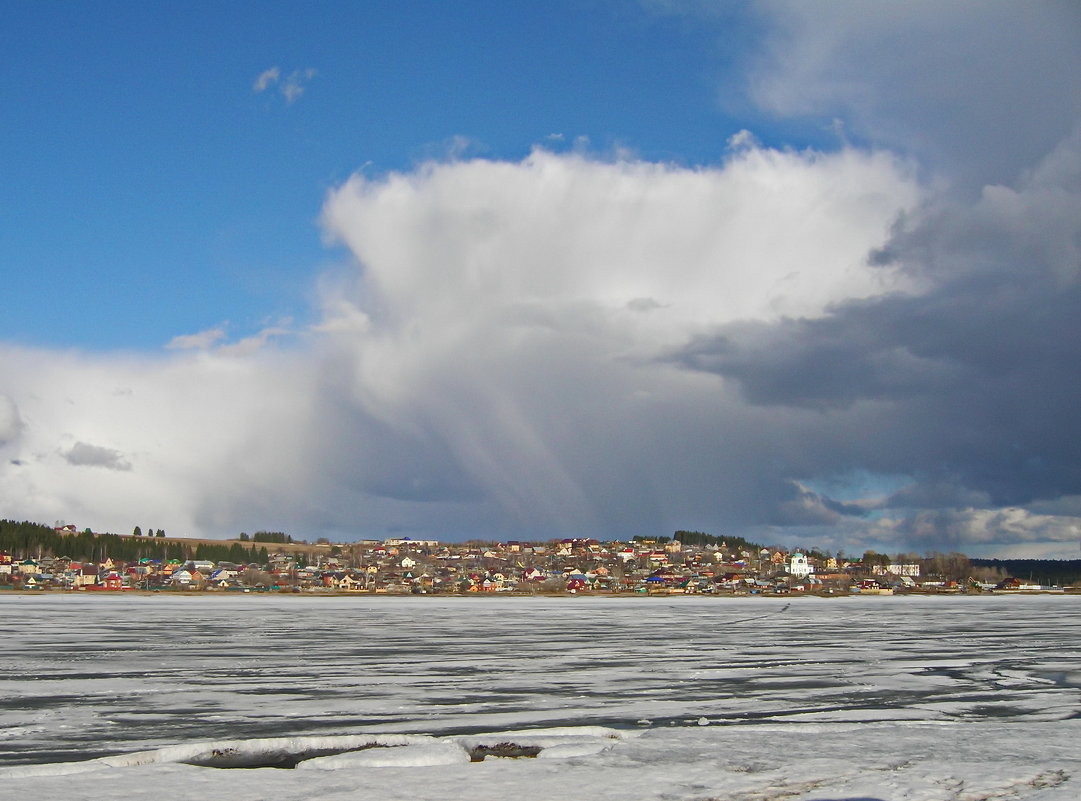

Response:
(0, 727), (633, 776)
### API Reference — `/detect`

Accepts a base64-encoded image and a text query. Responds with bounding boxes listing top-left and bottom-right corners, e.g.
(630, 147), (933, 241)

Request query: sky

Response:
(2, 1), (1080, 558)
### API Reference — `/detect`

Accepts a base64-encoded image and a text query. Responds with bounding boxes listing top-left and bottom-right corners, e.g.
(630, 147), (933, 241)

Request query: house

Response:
(872, 563), (921, 578)
(208, 569), (235, 586)
(336, 574), (362, 591)
(72, 563), (99, 587)
(104, 572), (125, 590)
(170, 569), (205, 588)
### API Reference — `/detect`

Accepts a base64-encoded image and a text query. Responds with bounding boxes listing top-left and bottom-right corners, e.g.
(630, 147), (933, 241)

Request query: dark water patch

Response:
(0, 695), (94, 711)
(468, 742), (541, 761)
(960, 704), (1033, 718)
(0, 746), (120, 768)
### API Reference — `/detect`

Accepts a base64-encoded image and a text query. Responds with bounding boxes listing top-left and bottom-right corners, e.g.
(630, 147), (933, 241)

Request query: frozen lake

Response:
(2, 593), (1079, 800)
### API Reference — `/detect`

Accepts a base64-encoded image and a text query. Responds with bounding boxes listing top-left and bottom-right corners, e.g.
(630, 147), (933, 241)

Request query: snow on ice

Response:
(1, 593), (1079, 800)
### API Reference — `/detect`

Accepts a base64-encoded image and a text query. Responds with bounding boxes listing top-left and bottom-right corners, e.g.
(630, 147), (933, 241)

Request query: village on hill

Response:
(0, 521), (1072, 595)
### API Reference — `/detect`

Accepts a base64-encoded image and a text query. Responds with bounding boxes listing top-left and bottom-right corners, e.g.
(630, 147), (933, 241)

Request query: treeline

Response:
(1, 520), (192, 563)
(195, 542), (271, 564)
(132, 526), (167, 538)
(0, 520), (60, 555)
(0, 519), (270, 566)
(672, 530), (762, 553)
(972, 558), (1081, 586)
(239, 531), (294, 544)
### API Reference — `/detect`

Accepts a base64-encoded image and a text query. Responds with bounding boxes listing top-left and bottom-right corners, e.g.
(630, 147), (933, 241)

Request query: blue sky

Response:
(3, 2), (1081, 557)
(4, 0), (791, 350)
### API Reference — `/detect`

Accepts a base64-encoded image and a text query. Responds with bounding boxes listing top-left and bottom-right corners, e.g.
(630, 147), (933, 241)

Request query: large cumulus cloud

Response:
(311, 145), (919, 540)
(0, 143), (919, 543)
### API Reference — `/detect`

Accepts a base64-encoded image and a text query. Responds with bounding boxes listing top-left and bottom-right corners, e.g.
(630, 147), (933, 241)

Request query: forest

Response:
(0, 520), (270, 566)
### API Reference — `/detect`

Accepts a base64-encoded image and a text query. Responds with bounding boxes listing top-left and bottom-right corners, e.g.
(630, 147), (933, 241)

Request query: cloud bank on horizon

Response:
(2, 2), (1080, 557)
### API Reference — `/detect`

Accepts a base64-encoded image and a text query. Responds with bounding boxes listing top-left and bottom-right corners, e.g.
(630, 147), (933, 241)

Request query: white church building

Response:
(789, 552), (812, 578)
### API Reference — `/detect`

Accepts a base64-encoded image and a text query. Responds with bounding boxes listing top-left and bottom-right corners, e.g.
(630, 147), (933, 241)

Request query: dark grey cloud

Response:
(0, 395), (22, 446)
(772, 480), (869, 526)
(63, 441), (132, 471)
(671, 127), (1081, 549)
(749, 1), (1081, 192)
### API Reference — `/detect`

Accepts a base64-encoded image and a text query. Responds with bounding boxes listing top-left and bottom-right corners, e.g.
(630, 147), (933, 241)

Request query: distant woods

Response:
(248, 531), (293, 544)
(971, 558), (1081, 587)
(671, 530), (759, 553)
(0, 520), (270, 565)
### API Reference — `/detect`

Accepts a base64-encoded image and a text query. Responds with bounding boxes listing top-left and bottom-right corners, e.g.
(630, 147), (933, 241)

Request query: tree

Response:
(239, 532), (250, 541)
(133, 526), (142, 537)
(862, 550), (890, 568)
(922, 552), (973, 582)
(156, 530), (165, 538)
(241, 567), (272, 587)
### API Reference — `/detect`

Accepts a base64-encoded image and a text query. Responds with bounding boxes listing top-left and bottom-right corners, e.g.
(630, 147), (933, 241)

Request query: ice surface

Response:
(1, 593), (1079, 799)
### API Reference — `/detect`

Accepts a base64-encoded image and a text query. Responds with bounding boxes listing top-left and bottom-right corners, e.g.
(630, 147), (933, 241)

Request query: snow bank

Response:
(0, 727), (633, 777)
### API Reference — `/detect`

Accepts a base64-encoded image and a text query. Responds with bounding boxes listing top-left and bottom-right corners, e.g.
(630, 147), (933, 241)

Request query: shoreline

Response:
(2, 587), (1077, 598)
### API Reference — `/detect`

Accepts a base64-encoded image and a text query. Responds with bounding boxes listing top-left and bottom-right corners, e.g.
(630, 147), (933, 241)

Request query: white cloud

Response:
(322, 147), (918, 344)
(0, 344), (318, 536)
(167, 326), (227, 350)
(253, 66), (280, 93)
(166, 324), (291, 356)
(215, 325), (291, 357)
(281, 68), (317, 104)
(725, 129), (759, 151)
(253, 66), (316, 104)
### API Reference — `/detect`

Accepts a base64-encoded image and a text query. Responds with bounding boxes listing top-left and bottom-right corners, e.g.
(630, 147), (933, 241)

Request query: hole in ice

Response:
(467, 742), (542, 762)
